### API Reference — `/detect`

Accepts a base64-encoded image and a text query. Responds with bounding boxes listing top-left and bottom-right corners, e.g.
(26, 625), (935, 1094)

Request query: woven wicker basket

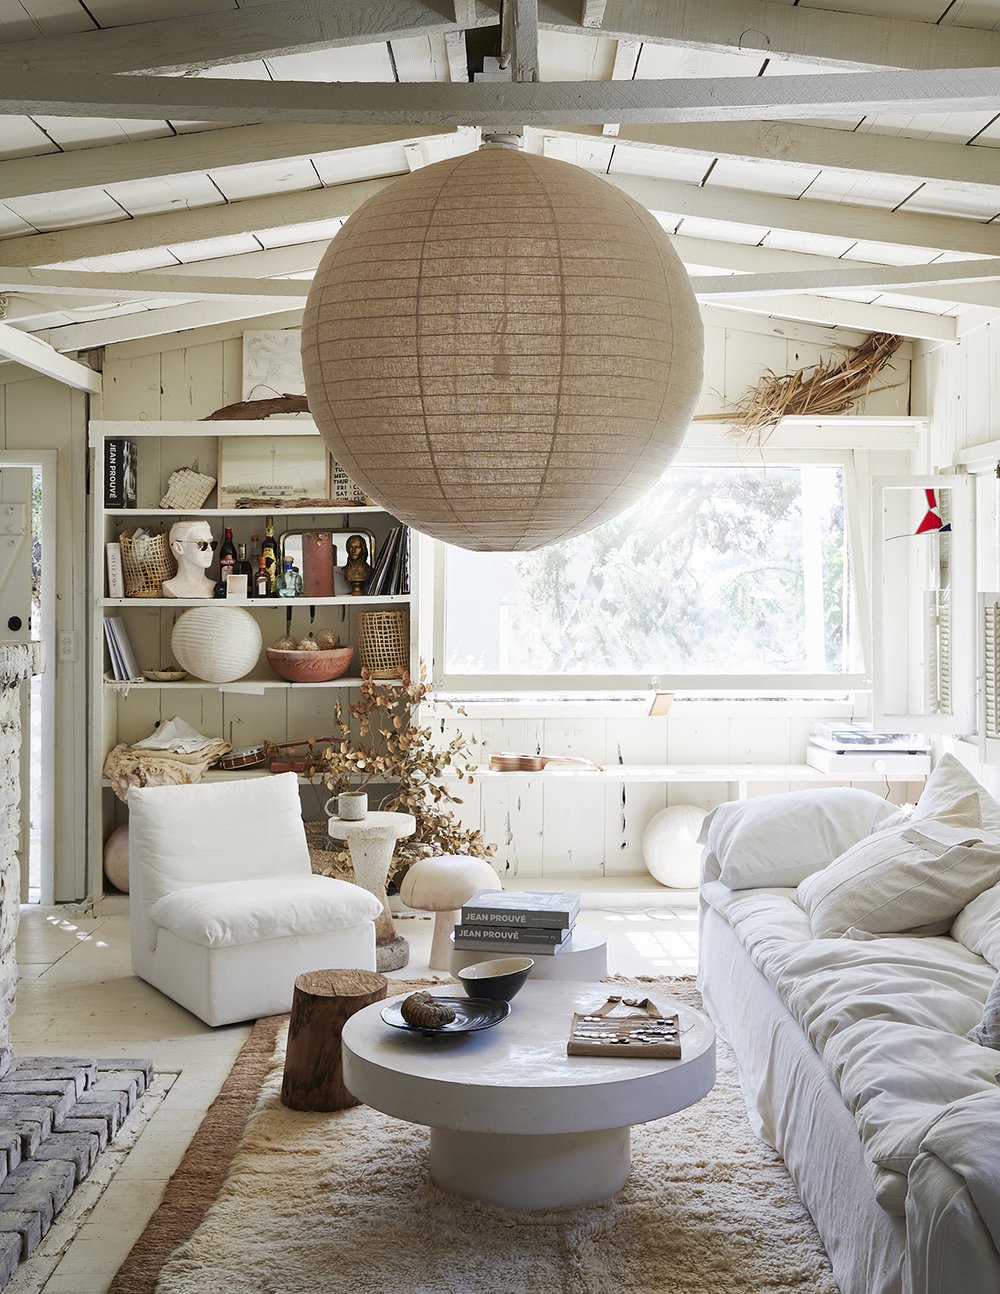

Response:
(358, 609), (409, 678)
(119, 529), (175, 598)
(304, 821), (354, 881)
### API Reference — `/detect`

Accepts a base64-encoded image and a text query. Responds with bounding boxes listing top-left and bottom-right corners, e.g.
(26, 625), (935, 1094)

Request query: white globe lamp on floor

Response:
(642, 804), (707, 889)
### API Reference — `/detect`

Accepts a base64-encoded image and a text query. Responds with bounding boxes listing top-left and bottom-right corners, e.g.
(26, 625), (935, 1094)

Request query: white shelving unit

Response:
(89, 418), (419, 888)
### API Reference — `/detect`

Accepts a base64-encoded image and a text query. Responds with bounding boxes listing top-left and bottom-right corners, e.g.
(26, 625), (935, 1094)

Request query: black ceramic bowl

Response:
(457, 956), (535, 1002)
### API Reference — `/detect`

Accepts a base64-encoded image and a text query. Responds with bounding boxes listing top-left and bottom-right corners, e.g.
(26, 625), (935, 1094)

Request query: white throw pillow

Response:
(953, 881), (1000, 971)
(700, 787), (905, 891)
(912, 753), (1000, 831)
(797, 804), (1000, 939)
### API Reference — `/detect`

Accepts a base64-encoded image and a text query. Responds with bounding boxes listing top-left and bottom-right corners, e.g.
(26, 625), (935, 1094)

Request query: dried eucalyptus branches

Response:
(699, 332), (904, 444)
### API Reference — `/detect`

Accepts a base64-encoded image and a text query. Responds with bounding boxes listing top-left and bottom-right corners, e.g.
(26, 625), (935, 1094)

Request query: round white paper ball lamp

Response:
(171, 606), (261, 684)
(642, 804), (707, 889)
(302, 147), (704, 552)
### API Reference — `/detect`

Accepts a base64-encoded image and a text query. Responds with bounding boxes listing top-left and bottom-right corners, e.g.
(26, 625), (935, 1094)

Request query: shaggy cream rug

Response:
(117, 978), (839, 1294)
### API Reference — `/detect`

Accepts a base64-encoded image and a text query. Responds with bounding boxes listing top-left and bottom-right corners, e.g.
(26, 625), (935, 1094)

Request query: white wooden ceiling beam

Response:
(511, 0), (540, 82)
(4, 65), (1000, 126)
(0, 267), (309, 304)
(0, 322), (101, 392)
(581, 1), (608, 28)
(706, 294), (957, 342)
(543, 121), (1000, 198)
(0, 177), (394, 268)
(537, 0), (1000, 71)
(0, 124), (457, 203)
(689, 258), (1000, 299)
(0, 0), (501, 76)
(38, 301), (306, 354)
(606, 172), (1000, 259)
(445, 30), (470, 83)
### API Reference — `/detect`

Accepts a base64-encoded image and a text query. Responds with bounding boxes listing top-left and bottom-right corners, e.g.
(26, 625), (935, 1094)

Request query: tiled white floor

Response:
(9, 887), (699, 1293)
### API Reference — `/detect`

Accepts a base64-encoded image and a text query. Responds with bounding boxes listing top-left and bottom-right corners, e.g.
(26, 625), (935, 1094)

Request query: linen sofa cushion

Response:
(149, 875), (382, 948)
(796, 804), (1000, 939)
(699, 787), (905, 890)
(953, 881), (1000, 971)
(968, 973), (1000, 1049)
(912, 753), (1000, 831)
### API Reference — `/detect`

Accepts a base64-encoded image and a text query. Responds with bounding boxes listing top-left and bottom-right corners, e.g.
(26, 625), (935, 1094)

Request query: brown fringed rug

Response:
(110, 977), (838, 1294)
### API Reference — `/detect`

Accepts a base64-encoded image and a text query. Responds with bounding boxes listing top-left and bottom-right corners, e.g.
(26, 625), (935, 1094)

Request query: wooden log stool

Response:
(280, 968), (387, 1111)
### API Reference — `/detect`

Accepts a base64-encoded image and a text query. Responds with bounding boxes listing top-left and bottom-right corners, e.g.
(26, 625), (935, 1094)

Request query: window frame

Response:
(431, 444), (873, 694)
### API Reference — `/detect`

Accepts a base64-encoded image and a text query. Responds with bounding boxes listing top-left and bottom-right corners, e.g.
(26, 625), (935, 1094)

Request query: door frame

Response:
(0, 452), (57, 903)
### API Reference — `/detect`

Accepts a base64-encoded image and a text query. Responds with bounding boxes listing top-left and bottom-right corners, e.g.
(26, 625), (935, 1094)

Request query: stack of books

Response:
(365, 525), (410, 595)
(453, 889), (581, 956)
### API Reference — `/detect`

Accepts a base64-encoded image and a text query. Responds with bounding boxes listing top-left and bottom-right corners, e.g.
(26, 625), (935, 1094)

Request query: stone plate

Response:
(381, 996), (511, 1037)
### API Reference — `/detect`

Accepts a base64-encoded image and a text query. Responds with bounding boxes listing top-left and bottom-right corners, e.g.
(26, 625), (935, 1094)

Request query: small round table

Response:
(327, 812), (416, 971)
(342, 981), (716, 1211)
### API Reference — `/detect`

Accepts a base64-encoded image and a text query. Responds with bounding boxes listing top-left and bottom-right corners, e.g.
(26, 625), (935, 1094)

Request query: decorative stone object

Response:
(170, 606), (261, 683)
(400, 991), (456, 1030)
(642, 804), (708, 889)
(302, 146), (704, 553)
(103, 824), (130, 893)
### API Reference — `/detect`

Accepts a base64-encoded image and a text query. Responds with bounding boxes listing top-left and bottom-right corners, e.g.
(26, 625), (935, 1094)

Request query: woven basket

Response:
(304, 821), (354, 881)
(358, 609), (409, 678)
(159, 466), (216, 509)
(119, 529), (175, 598)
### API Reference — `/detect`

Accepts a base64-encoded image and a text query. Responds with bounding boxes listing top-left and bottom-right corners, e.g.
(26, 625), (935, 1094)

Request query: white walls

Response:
(0, 369), (88, 901)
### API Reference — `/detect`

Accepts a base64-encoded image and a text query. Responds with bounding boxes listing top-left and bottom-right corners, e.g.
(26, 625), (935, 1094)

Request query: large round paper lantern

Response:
(642, 804), (707, 889)
(302, 147), (703, 552)
(171, 606), (261, 683)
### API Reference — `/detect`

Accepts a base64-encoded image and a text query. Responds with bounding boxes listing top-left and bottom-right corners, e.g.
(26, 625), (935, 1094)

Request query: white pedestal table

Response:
(342, 980), (715, 1211)
(327, 811), (416, 971)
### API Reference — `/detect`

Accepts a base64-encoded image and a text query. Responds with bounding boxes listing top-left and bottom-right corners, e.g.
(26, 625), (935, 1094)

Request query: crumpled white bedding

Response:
(702, 880), (1000, 1216)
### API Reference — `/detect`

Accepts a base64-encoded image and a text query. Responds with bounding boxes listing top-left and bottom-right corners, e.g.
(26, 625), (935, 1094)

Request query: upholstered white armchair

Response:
(126, 773), (382, 1026)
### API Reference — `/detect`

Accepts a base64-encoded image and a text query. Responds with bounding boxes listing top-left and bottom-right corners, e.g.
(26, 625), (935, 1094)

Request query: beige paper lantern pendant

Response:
(302, 147), (703, 552)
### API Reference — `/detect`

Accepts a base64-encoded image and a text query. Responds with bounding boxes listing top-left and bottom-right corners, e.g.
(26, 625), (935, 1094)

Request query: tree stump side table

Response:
(327, 811), (416, 971)
(281, 969), (388, 1111)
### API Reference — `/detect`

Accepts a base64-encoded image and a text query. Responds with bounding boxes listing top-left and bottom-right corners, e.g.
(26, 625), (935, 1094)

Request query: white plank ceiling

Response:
(0, 0), (999, 369)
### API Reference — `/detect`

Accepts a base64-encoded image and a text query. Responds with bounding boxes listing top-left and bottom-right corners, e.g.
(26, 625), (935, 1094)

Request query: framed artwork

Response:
(241, 330), (305, 402)
(217, 436), (330, 507)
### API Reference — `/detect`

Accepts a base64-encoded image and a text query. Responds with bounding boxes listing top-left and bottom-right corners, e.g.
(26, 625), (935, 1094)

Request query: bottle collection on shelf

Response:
(106, 512), (410, 601)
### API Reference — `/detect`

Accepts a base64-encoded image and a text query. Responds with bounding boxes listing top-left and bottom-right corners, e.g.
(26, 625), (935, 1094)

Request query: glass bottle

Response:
(278, 558), (297, 598)
(234, 542), (254, 590)
(218, 526), (237, 583)
(255, 554), (270, 599)
(261, 517), (279, 596)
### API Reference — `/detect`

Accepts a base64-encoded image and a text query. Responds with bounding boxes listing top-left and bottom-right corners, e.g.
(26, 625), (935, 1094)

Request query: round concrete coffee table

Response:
(341, 981), (715, 1211)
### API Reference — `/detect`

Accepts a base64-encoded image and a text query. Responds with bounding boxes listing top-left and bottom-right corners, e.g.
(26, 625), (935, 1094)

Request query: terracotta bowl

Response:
(265, 645), (355, 683)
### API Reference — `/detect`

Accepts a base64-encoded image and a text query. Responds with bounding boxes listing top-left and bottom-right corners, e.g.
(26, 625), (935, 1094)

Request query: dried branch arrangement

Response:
(202, 395), (309, 420)
(698, 332), (904, 444)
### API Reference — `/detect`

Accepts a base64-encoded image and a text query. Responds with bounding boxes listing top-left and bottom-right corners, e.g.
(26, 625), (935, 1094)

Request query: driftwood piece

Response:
(280, 969), (387, 1112)
(201, 395), (309, 420)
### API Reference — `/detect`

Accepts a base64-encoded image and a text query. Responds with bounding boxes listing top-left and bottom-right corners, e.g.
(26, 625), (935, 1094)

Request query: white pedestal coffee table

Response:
(341, 981), (715, 1212)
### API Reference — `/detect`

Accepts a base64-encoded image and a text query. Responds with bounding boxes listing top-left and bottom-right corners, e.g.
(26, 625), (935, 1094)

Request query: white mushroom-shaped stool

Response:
(400, 855), (502, 971)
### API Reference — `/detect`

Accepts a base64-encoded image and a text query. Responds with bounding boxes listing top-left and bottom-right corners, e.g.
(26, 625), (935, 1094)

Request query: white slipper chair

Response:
(126, 773), (382, 1026)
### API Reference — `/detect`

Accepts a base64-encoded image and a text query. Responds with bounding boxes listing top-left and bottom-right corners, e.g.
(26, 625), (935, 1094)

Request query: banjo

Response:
(217, 745), (268, 771)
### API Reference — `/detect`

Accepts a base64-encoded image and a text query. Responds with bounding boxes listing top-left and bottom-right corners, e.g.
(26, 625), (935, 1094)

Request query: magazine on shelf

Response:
(103, 616), (142, 681)
(460, 889), (582, 928)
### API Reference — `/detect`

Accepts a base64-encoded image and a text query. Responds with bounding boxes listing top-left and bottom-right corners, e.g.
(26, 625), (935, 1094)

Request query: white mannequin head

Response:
(163, 518), (217, 598)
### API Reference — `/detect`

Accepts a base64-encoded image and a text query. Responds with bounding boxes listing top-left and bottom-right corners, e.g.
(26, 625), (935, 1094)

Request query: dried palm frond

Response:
(695, 332), (904, 445)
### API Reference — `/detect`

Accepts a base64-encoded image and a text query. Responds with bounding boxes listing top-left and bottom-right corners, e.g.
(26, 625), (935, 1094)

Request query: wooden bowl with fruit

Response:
(265, 633), (355, 683)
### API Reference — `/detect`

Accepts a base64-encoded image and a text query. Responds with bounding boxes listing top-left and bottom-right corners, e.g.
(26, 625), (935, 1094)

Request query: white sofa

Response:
(127, 773), (382, 1026)
(698, 759), (1000, 1294)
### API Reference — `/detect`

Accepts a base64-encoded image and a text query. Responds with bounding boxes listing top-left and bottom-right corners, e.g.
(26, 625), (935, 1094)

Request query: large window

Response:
(440, 455), (867, 690)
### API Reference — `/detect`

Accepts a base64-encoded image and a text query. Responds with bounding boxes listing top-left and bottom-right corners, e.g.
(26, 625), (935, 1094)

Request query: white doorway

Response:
(0, 455), (56, 904)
